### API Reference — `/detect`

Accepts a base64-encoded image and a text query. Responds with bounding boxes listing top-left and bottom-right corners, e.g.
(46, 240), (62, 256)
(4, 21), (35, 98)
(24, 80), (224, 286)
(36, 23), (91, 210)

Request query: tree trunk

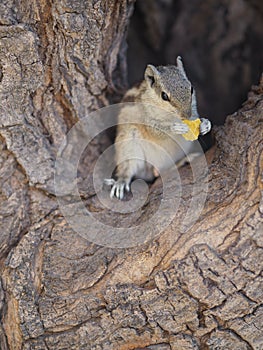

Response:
(0, 1), (262, 350)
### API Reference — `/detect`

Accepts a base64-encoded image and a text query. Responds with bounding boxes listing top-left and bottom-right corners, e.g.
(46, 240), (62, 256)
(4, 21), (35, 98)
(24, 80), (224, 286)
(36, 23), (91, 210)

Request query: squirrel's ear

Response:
(176, 56), (187, 78)
(144, 64), (160, 87)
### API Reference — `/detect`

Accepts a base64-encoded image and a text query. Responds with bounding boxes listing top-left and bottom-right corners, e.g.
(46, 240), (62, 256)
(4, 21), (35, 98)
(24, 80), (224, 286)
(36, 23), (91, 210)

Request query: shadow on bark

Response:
(0, 1), (262, 349)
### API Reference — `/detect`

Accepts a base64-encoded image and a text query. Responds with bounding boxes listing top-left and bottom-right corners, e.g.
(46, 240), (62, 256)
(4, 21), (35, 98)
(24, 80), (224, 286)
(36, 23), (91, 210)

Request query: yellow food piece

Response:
(182, 118), (201, 141)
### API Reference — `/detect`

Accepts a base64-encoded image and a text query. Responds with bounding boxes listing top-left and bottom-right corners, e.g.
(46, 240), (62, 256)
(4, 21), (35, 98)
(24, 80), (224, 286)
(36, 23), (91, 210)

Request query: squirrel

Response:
(104, 56), (211, 200)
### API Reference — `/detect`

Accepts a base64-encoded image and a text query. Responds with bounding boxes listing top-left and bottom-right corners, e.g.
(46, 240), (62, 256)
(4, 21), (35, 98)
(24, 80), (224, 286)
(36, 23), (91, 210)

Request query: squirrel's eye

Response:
(161, 91), (169, 101)
(191, 86), (194, 95)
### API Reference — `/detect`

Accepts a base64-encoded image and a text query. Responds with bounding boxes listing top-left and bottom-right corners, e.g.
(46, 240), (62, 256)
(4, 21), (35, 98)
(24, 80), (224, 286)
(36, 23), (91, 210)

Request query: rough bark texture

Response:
(0, 1), (263, 350)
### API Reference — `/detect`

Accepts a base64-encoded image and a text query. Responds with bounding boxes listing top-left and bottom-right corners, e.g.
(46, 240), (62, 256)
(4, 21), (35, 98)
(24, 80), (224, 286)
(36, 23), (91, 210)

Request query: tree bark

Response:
(0, 1), (263, 350)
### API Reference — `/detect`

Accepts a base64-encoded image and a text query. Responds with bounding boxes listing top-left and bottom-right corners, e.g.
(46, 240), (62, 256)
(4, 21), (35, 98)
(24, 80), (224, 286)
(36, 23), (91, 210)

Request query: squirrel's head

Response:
(144, 56), (193, 120)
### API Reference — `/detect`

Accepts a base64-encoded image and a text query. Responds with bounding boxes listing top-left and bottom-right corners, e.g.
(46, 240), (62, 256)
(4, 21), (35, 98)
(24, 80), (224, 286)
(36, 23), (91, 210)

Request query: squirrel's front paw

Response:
(104, 178), (130, 200)
(171, 122), (189, 134)
(200, 118), (212, 135)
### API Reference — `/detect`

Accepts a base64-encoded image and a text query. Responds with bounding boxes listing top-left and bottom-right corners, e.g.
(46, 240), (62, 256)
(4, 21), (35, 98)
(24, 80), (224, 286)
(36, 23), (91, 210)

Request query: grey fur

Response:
(145, 58), (193, 119)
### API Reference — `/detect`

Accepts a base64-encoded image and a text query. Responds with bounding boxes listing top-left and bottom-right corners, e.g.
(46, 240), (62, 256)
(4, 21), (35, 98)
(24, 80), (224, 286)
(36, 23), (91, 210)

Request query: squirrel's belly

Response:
(143, 136), (193, 172)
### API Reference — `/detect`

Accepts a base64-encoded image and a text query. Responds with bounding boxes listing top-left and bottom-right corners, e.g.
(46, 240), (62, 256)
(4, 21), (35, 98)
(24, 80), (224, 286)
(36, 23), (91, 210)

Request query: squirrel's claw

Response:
(200, 118), (212, 135)
(171, 122), (189, 134)
(104, 178), (130, 200)
(103, 178), (115, 186)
